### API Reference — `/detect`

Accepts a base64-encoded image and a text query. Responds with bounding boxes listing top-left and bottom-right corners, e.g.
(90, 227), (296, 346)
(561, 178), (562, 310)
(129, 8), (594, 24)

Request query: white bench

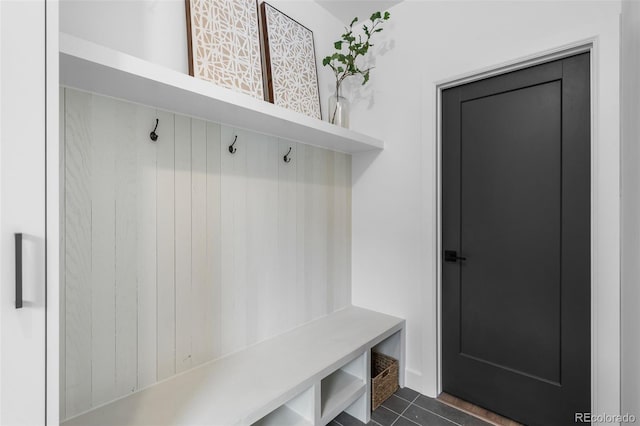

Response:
(62, 306), (406, 426)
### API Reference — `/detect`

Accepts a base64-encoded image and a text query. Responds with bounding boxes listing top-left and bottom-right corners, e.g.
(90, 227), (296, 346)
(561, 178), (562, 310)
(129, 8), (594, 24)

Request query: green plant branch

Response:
(323, 11), (391, 123)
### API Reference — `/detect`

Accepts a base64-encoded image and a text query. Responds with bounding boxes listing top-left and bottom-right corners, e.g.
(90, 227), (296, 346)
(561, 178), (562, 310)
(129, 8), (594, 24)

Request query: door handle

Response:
(444, 250), (466, 263)
(15, 233), (22, 309)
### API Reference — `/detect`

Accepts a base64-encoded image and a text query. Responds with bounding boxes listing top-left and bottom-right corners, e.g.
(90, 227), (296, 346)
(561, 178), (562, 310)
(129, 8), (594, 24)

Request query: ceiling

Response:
(314, 0), (403, 26)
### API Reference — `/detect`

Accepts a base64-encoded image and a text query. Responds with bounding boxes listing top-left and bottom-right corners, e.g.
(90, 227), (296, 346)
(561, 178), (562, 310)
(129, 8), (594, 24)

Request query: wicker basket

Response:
(371, 352), (399, 410)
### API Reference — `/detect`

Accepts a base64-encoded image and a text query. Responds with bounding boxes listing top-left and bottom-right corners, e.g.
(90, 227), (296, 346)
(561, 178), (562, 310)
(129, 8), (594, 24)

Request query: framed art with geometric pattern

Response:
(260, 2), (322, 119)
(185, 0), (265, 100)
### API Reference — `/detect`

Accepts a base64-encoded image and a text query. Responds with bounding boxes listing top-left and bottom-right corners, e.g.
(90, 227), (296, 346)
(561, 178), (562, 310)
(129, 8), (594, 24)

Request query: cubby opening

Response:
(372, 329), (404, 388)
(320, 352), (367, 423)
(252, 386), (314, 426)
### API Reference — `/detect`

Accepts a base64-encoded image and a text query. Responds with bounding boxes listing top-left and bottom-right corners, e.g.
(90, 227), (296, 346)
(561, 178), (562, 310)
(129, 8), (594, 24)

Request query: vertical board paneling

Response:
(318, 148), (331, 318)
(136, 107), (158, 389)
(346, 156), (352, 308)
(295, 143), (310, 324)
(59, 87), (67, 420)
(246, 132), (279, 343)
(65, 89), (93, 417)
(326, 151), (336, 314)
(114, 100), (138, 396)
(191, 119), (210, 366)
(221, 126), (248, 354)
(156, 110), (176, 380)
(306, 146), (330, 320)
(332, 152), (351, 310)
(206, 122), (222, 359)
(90, 95), (117, 406)
(61, 90), (353, 419)
(278, 141), (297, 330)
(174, 114), (192, 373)
(346, 157), (352, 307)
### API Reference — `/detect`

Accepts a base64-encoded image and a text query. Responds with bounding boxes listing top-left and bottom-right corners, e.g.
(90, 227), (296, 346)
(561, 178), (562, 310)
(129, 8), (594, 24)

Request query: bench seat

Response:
(62, 306), (405, 426)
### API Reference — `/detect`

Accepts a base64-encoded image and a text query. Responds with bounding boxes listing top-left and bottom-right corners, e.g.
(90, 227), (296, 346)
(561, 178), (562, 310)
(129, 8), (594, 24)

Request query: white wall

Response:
(349, 0), (621, 419)
(621, 0), (640, 420)
(60, 0), (345, 118)
(60, 0), (187, 72)
(60, 88), (352, 421)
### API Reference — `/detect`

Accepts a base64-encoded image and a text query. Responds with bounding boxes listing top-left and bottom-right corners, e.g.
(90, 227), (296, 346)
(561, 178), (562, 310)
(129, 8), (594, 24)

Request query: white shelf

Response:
(59, 33), (384, 154)
(252, 406), (312, 426)
(320, 370), (366, 423)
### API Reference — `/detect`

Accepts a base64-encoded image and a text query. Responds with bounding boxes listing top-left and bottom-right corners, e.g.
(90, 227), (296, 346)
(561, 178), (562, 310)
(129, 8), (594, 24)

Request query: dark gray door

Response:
(441, 53), (590, 426)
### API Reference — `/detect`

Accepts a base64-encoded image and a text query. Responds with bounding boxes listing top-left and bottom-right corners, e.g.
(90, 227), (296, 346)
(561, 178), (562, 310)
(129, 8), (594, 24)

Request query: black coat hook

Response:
(283, 147), (292, 163)
(229, 135), (238, 154)
(149, 118), (159, 141)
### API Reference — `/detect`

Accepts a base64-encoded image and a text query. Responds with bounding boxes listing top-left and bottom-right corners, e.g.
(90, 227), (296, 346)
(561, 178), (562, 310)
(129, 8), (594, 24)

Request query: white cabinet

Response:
(1, 1), (48, 424)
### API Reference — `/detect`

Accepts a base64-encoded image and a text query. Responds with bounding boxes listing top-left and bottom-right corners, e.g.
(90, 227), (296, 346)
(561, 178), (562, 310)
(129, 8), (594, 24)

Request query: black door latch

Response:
(444, 250), (466, 262)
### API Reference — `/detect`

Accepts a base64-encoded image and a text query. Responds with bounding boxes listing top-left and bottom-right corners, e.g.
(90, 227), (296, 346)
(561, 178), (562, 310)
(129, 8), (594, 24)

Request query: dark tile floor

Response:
(328, 387), (492, 426)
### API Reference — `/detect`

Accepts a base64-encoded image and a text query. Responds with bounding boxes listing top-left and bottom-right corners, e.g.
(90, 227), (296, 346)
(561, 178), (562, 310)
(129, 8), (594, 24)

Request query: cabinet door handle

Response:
(15, 233), (22, 309)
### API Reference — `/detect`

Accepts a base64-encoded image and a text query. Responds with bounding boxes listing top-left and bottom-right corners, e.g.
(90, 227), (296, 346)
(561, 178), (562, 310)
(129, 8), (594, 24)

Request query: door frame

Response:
(434, 38), (614, 419)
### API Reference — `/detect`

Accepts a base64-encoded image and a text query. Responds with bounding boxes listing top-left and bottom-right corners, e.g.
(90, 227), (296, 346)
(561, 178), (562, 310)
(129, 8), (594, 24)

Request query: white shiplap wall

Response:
(61, 88), (352, 420)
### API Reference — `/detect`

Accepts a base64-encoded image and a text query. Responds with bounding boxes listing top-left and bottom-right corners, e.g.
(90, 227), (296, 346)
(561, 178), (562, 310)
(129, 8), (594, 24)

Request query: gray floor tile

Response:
(413, 396), (491, 425)
(371, 406), (400, 426)
(394, 387), (420, 402)
(402, 405), (457, 426)
(392, 417), (419, 426)
(335, 412), (366, 426)
(412, 395), (446, 412)
(382, 394), (411, 415)
(336, 388), (495, 426)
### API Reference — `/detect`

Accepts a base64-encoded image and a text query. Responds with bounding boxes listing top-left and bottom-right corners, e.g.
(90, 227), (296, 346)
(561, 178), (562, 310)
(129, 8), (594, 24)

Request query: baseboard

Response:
(404, 368), (424, 394)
